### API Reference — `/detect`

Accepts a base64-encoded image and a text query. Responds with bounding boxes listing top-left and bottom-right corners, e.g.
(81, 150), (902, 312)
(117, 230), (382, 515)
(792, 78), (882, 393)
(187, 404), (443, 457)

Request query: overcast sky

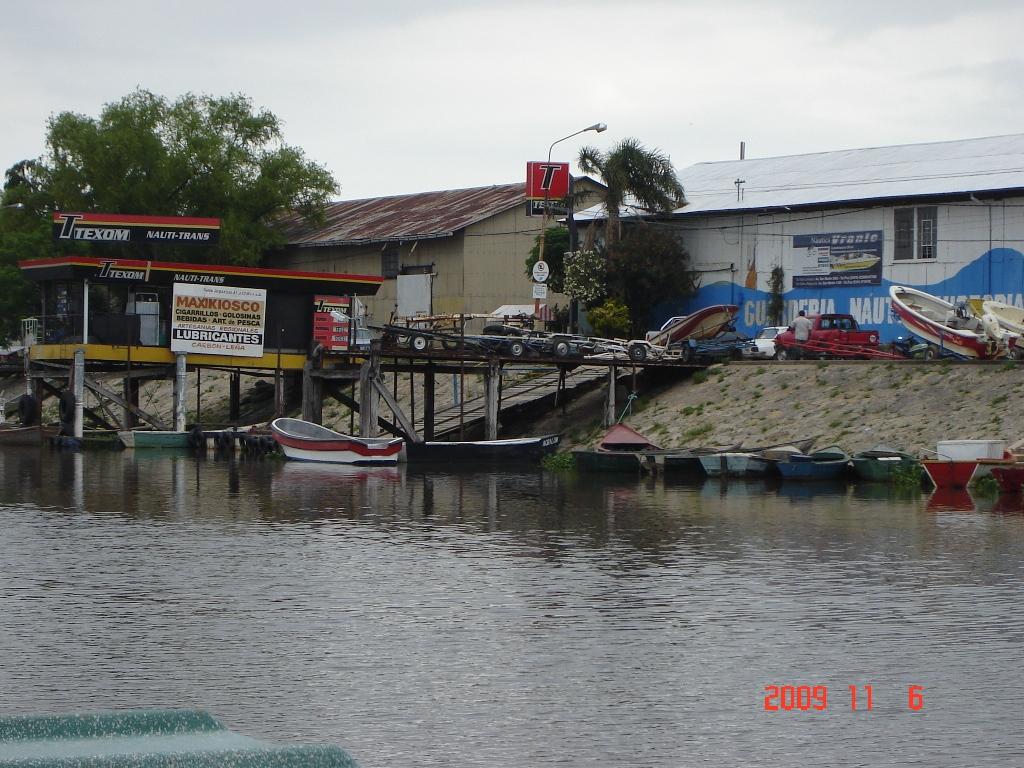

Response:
(4, 0), (1024, 201)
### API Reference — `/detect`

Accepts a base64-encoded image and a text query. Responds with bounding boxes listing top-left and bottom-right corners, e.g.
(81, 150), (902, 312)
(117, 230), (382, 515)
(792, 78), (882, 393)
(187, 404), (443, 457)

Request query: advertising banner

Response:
(792, 231), (883, 288)
(53, 212), (220, 245)
(170, 283), (266, 357)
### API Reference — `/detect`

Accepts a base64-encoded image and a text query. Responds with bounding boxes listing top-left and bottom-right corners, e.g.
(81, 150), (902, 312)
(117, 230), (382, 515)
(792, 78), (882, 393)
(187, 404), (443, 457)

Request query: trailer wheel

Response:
(554, 340), (571, 358)
(508, 340), (526, 357)
(628, 344), (647, 363)
(924, 344), (939, 360)
(410, 334), (429, 352)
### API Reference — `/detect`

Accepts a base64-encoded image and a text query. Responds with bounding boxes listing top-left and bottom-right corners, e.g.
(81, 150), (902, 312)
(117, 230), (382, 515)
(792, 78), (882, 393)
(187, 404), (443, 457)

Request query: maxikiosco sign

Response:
(170, 283), (266, 357)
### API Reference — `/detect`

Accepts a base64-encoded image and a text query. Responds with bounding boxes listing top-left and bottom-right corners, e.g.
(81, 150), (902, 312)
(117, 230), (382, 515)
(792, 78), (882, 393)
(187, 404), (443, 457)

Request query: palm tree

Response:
(577, 138), (684, 250)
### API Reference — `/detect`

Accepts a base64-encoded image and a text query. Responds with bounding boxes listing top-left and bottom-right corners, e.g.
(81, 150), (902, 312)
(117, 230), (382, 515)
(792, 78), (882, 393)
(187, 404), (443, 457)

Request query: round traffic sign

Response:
(532, 260), (550, 283)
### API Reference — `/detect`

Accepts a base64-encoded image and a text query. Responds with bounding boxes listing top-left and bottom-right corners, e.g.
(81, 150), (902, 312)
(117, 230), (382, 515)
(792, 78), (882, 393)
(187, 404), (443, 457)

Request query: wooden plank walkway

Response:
(418, 364), (608, 439)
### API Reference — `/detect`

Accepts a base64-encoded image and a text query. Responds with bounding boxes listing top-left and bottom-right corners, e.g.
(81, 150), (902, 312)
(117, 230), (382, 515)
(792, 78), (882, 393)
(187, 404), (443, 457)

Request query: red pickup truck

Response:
(775, 313), (880, 359)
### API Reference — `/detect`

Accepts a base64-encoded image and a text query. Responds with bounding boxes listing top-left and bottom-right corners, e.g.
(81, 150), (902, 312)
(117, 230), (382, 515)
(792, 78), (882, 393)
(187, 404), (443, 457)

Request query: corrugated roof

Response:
(678, 133), (1024, 214)
(280, 183), (527, 246)
(573, 133), (1024, 221)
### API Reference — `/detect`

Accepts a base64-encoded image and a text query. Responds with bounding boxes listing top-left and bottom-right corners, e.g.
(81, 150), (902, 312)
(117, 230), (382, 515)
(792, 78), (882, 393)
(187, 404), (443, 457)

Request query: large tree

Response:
(0, 89), (338, 342)
(576, 137), (684, 250)
(2, 88), (337, 266)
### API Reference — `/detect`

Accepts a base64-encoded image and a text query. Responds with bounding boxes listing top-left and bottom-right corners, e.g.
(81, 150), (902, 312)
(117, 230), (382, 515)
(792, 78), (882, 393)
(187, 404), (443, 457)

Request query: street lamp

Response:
(536, 122), (607, 325)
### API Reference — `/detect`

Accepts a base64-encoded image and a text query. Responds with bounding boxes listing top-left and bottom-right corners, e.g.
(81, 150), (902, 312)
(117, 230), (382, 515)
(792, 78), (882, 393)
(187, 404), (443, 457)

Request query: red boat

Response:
(989, 464), (1024, 494)
(889, 285), (1014, 359)
(921, 459), (979, 489)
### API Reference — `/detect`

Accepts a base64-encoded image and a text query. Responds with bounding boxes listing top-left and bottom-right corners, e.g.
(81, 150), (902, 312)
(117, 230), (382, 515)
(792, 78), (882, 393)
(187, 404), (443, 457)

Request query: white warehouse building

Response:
(587, 133), (1024, 341)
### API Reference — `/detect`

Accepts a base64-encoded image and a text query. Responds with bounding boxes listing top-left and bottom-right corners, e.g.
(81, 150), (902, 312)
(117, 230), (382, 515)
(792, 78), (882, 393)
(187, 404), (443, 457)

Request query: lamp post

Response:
(535, 122), (607, 325)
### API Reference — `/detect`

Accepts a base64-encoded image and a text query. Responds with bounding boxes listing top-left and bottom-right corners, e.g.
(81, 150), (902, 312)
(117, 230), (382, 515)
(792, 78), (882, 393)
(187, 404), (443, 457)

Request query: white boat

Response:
(270, 417), (404, 464)
(982, 299), (1024, 336)
(830, 253), (880, 272)
(889, 285), (1013, 359)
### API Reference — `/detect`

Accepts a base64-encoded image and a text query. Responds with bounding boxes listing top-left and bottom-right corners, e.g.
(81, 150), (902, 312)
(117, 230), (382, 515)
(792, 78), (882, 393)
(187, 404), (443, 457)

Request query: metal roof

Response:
(678, 133), (1024, 214)
(573, 133), (1024, 221)
(280, 183), (528, 246)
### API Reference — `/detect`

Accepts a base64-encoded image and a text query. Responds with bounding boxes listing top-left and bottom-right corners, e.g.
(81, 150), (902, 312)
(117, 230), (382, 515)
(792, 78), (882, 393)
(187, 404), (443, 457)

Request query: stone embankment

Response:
(551, 360), (1024, 456)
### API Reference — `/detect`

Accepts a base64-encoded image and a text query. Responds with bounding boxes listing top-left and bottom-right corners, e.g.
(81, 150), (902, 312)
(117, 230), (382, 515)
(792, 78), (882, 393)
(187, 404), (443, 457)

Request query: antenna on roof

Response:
(740, 141), (746, 160)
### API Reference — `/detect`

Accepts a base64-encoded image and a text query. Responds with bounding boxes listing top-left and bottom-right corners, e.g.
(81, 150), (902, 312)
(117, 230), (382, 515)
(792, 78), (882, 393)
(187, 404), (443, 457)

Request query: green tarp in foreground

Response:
(0, 709), (359, 768)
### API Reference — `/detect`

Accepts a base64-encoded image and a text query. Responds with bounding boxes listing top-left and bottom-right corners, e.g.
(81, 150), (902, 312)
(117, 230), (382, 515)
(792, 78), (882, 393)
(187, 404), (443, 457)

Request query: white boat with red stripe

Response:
(271, 417), (403, 464)
(889, 285), (1016, 360)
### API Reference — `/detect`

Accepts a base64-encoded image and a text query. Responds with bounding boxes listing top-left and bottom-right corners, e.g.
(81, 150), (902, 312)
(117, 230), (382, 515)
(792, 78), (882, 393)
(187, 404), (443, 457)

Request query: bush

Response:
(588, 298), (631, 339)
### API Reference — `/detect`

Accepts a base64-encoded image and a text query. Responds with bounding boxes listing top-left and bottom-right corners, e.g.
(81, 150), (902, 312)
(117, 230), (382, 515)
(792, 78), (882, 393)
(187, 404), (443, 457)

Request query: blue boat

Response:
(777, 445), (850, 481)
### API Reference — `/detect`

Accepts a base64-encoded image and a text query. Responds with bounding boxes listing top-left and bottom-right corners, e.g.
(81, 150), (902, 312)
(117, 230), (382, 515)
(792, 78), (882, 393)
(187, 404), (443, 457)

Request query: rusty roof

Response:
(279, 183), (528, 247)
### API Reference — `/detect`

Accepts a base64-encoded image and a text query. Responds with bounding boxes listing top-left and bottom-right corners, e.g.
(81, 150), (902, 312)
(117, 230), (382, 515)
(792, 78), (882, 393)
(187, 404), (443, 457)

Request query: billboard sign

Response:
(792, 231), (883, 288)
(170, 283), (266, 357)
(526, 161), (570, 200)
(53, 212), (221, 245)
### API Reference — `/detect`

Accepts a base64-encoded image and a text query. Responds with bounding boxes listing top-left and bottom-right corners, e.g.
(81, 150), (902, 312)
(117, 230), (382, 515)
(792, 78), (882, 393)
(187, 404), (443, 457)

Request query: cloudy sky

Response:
(3, 0), (1024, 201)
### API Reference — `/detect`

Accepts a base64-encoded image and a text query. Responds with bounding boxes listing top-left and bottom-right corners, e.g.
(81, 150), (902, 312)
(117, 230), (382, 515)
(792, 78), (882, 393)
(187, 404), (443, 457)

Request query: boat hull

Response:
(270, 418), (403, 465)
(118, 430), (191, 449)
(646, 305), (739, 346)
(851, 454), (917, 482)
(989, 465), (1024, 493)
(406, 435), (560, 463)
(572, 450), (646, 473)
(921, 459), (978, 489)
(699, 452), (771, 477)
(0, 425), (58, 446)
(889, 285), (1008, 359)
(778, 459), (848, 481)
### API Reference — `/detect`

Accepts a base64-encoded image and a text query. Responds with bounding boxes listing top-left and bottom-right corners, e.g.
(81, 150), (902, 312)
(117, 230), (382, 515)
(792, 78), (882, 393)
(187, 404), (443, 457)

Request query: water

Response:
(2, 447), (1023, 767)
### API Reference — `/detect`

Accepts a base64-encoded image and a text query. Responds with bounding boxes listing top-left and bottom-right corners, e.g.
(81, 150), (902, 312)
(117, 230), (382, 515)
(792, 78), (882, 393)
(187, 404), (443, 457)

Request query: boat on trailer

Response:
(270, 417), (404, 464)
(889, 285), (1014, 359)
(644, 304), (739, 347)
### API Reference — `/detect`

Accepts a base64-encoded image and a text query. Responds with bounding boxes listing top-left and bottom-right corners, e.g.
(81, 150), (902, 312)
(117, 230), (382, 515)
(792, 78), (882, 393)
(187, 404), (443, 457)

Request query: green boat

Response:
(851, 445), (918, 481)
(0, 709), (359, 768)
(118, 430), (192, 449)
(572, 449), (650, 473)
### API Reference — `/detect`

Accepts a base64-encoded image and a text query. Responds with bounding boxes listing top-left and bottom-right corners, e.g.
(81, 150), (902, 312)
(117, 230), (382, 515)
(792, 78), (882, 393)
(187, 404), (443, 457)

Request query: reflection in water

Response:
(2, 448), (1024, 768)
(926, 487), (977, 512)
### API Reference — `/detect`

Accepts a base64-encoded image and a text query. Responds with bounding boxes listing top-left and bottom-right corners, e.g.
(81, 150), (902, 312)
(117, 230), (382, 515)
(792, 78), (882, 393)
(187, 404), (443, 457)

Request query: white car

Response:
(743, 326), (789, 359)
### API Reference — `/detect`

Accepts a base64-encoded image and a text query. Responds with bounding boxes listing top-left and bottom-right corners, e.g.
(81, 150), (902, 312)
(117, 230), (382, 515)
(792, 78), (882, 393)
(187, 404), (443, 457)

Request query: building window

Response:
(381, 247), (399, 278)
(894, 206), (937, 260)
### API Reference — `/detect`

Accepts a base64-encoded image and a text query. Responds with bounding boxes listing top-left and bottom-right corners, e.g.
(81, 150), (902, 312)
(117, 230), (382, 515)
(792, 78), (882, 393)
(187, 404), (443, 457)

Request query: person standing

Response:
(792, 310), (813, 359)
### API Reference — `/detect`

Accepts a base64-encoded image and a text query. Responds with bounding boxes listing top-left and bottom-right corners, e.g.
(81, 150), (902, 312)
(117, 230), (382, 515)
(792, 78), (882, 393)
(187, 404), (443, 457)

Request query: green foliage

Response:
(587, 298), (631, 338)
(969, 474), (999, 498)
(577, 137), (684, 249)
(605, 225), (697, 336)
(563, 249), (607, 306)
(891, 461), (925, 491)
(767, 266), (785, 325)
(4, 88), (337, 267)
(541, 452), (575, 472)
(525, 227), (569, 294)
(683, 423), (713, 441)
(691, 369), (709, 384)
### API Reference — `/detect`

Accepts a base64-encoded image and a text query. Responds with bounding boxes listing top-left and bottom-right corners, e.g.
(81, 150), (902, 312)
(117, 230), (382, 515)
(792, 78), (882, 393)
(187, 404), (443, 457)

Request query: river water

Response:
(1, 446), (1022, 767)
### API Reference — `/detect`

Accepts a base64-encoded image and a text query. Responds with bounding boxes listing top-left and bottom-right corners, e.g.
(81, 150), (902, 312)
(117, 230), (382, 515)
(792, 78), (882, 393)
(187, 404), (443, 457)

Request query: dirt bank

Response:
(547, 360), (1024, 456)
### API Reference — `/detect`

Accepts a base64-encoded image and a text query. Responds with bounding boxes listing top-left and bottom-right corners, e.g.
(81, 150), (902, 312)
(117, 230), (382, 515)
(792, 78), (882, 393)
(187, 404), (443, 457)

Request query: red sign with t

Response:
(526, 161), (570, 200)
